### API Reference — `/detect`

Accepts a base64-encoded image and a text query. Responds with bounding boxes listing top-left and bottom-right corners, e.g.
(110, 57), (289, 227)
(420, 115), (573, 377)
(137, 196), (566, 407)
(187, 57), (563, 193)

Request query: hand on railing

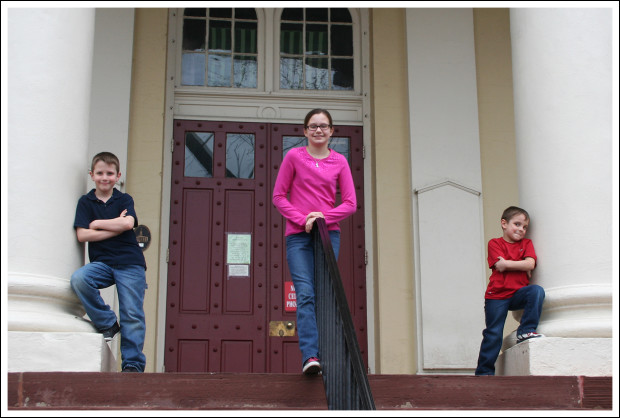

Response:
(305, 212), (325, 233)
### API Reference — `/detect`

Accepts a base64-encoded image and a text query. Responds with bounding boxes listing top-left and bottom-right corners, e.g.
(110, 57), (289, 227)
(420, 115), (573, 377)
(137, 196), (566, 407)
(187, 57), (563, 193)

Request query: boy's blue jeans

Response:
(286, 230), (340, 366)
(71, 262), (147, 372)
(475, 284), (545, 376)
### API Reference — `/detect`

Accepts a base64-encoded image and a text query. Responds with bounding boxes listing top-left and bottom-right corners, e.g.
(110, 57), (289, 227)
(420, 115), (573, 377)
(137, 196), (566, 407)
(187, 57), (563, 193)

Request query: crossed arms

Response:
(494, 256), (536, 278)
(76, 209), (135, 243)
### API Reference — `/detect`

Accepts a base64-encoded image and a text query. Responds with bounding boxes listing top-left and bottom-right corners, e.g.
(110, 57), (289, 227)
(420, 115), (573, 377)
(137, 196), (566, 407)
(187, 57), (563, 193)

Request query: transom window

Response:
(181, 8), (258, 88)
(280, 8), (353, 90)
(179, 8), (354, 92)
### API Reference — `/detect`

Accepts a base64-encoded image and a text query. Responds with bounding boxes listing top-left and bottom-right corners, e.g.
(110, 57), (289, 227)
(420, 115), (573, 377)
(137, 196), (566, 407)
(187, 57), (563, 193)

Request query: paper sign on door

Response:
(284, 281), (296, 312)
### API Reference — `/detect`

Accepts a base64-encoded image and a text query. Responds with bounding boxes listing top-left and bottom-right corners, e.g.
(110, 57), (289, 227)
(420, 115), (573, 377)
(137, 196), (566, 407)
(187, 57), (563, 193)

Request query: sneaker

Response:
(122, 366), (141, 373)
(101, 322), (120, 342)
(302, 357), (321, 375)
(517, 331), (545, 343)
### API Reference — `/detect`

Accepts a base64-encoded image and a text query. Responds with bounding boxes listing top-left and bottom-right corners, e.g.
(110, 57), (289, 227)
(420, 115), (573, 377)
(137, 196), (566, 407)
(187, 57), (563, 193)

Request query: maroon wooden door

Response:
(165, 120), (367, 373)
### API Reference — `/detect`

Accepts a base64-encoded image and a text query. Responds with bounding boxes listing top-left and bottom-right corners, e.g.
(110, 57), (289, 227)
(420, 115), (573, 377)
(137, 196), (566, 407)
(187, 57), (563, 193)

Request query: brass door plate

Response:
(269, 320), (296, 337)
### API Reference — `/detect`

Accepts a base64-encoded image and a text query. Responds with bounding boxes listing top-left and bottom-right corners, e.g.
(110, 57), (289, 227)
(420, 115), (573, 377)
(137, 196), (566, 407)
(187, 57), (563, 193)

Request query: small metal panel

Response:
(269, 321), (296, 337)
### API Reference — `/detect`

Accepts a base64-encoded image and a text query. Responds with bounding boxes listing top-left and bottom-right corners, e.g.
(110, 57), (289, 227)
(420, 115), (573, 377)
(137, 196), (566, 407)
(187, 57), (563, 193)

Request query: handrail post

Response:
(313, 218), (375, 410)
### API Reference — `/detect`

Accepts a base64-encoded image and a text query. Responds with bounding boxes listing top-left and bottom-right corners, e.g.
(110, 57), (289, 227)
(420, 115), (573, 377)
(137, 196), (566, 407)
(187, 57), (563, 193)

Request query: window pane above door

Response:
(280, 8), (354, 91)
(182, 54), (206, 85)
(181, 8), (258, 89)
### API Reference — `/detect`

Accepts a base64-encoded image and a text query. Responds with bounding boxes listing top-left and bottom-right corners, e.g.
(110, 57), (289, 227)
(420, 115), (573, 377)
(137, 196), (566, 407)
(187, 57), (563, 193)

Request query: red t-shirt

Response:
(485, 237), (537, 299)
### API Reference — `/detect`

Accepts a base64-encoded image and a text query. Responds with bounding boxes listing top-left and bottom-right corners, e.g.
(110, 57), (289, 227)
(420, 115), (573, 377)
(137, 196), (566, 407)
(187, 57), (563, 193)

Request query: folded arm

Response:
(76, 209), (135, 242)
(494, 256), (536, 276)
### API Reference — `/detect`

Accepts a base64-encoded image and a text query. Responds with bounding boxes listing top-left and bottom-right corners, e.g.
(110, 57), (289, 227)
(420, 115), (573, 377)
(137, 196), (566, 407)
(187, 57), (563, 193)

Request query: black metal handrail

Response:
(312, 218), (375, 410)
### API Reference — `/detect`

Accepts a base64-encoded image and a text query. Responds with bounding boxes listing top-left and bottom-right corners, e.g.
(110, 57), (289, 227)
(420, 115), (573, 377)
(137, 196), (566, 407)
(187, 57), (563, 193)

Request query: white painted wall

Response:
(87, 8), (135, 187)
(84, 9), (136, 348)
(406, 8), (486, 372)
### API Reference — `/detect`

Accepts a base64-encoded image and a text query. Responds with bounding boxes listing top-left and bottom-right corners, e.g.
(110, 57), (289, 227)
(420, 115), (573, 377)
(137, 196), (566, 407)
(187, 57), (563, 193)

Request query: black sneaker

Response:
(122, 366), (141, 373)
(517, 331), (545, 343)
(101, 322), (120, 342)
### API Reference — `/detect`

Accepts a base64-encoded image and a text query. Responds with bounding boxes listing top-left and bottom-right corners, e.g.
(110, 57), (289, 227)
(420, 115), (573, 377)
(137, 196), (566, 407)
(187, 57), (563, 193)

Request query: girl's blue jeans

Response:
(71, 262), (147, 372)
(475, 284), (545, 375)
(286, 230), (340, 365)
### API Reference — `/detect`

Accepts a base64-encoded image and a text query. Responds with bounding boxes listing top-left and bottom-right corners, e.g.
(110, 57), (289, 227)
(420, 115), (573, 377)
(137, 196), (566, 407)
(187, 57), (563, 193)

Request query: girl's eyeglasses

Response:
(306, 124), (332, 131)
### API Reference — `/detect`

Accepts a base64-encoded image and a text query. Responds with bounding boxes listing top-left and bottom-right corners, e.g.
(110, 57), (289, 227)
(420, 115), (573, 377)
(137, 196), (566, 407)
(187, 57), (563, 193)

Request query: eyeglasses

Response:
(306, 124), (332, 131)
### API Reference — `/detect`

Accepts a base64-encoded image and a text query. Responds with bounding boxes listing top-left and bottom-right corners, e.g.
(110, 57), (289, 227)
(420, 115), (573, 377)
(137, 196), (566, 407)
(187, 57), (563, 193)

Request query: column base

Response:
(8, 331), (117, 372)
(496, 337), (611, 376)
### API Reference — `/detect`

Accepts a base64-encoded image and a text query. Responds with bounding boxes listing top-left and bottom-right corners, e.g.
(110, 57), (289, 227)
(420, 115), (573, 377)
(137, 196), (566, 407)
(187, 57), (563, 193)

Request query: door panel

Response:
(165, 120), (366, 373)
(181, 189), (212, 312)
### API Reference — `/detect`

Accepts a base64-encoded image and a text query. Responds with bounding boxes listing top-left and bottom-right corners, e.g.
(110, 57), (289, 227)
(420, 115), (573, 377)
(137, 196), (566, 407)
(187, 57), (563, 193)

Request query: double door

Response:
(164, 120), (367, 373)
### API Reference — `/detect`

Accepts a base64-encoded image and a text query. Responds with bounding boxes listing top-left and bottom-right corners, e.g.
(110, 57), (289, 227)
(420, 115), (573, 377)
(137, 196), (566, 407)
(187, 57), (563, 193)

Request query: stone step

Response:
(7, 372), (612, 410)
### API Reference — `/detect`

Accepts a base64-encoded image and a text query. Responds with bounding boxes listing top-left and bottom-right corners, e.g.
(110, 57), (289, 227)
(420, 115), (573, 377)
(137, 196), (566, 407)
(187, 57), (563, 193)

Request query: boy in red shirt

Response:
(475, 206), (545, 376)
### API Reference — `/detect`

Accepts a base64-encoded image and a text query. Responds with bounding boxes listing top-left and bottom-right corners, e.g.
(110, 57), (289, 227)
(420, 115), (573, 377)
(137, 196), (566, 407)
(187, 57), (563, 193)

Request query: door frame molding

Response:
(156, 7), (375, 373)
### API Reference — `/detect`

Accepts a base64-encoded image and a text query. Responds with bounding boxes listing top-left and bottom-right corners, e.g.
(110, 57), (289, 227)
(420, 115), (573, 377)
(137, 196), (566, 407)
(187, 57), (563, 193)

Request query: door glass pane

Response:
(185, 132), (214, 177)
(226, 133), (255, 179)
(182, 54), (206, 86)
(208, 54), (231, 87)
(282, 136), (307, 157)
(283, 136), (350, 164)
(327, 137), (350, 163)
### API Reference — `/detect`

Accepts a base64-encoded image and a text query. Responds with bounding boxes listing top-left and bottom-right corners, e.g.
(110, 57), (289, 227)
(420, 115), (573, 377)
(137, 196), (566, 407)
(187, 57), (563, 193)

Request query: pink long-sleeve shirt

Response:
(273, 147), (357, 236)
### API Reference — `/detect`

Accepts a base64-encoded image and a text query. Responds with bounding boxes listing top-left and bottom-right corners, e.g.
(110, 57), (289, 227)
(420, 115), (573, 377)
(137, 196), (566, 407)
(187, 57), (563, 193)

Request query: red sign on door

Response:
(284, 281), (297, 312)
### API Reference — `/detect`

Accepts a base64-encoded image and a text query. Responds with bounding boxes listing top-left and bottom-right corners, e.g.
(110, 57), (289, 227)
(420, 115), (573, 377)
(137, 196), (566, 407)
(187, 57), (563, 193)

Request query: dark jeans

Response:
(475, 284), (545, 375)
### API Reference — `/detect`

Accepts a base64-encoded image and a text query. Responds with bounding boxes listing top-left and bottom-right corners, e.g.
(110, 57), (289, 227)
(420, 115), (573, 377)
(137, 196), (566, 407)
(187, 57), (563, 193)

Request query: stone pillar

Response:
(497, 8), (612, 375)
(8, 8), (115, 371)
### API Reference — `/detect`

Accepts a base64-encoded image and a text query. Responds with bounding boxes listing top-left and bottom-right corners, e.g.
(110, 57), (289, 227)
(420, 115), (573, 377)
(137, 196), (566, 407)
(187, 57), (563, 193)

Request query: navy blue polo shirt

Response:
(74, 188), (146, 269)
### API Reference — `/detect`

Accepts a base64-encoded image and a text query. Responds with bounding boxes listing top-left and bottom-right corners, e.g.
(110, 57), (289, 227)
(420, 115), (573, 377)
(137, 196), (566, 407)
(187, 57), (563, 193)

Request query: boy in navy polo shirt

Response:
(71, 152), (147, 373)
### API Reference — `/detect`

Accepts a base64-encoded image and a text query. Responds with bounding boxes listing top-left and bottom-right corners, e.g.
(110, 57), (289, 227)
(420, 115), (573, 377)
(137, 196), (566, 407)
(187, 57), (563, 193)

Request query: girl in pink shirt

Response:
(272, 109), (357, 374)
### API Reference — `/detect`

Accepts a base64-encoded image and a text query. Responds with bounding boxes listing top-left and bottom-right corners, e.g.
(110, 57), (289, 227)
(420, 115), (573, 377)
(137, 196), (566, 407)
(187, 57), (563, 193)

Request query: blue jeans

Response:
(286, 230), (340, 365)
(71, 262), (147, 372)
(475, 284), (545, 375)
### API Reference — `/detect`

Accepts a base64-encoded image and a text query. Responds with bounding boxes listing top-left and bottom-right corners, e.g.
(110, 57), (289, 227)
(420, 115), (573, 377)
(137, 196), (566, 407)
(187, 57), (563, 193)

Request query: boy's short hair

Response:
(91, 152), (120, 173)
(501, 206), (530, 222)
